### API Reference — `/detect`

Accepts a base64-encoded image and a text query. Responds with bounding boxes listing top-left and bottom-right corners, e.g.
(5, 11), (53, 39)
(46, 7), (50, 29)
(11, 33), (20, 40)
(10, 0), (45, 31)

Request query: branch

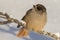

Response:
(0, 12), (26, 28)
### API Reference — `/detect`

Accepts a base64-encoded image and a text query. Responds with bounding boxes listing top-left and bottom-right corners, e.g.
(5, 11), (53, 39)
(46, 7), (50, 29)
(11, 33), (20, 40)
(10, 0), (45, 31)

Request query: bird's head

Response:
(33, 4), (46, 13)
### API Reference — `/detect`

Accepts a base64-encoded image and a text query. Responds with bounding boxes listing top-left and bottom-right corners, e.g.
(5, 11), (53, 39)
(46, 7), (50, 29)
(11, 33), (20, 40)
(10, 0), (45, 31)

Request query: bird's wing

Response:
(22, 9), (32, 20)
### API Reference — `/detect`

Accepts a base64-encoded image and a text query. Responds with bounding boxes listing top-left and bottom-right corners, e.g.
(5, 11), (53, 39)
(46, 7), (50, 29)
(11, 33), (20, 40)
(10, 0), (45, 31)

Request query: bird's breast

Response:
(26, 13), (47, 32)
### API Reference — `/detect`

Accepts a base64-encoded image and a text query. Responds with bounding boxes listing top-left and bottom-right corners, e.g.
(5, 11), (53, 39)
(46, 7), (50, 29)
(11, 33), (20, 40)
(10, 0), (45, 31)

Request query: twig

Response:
(0, 12), (26, 28)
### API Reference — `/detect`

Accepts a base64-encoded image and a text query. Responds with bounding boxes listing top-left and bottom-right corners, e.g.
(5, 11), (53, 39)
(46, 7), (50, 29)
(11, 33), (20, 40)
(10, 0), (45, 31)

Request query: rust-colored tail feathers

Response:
(16, 28), (29, 37)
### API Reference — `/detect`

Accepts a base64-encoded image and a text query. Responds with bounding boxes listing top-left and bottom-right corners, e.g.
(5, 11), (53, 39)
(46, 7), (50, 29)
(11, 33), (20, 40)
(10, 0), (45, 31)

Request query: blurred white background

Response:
(0, 0), (60, 33)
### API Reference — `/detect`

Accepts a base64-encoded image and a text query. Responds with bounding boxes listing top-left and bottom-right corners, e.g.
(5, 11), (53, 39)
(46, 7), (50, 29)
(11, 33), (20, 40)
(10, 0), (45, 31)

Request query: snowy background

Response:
(0, 0), (60, 40)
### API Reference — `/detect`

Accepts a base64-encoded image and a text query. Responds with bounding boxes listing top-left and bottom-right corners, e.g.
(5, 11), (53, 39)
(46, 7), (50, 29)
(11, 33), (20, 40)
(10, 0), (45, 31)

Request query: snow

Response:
(55, 32), (60, 37)
(0, 23), (55, 40)
(0, 24), (30, 40)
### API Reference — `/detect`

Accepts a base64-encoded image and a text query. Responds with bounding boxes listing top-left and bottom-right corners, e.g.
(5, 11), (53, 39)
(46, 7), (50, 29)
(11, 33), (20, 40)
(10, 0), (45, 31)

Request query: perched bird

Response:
(16, 4), (47, 37)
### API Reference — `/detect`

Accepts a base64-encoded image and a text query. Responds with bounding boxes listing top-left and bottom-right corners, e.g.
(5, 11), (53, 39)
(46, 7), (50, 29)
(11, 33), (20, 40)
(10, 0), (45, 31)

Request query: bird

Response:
(16, 4), (47, 37)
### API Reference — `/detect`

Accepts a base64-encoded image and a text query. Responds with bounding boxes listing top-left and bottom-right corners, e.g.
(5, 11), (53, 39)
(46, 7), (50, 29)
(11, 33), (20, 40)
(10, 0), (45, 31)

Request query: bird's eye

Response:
(37, 6), (42, 11)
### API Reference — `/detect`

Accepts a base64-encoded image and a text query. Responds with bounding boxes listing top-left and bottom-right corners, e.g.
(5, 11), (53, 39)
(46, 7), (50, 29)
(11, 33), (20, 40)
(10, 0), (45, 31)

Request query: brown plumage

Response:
(16, 4), (47, 37)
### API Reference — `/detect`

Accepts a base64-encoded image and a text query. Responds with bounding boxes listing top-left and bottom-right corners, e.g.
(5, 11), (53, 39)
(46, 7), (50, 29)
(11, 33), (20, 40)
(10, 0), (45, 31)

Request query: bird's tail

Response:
(16, 28), (29, 37)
